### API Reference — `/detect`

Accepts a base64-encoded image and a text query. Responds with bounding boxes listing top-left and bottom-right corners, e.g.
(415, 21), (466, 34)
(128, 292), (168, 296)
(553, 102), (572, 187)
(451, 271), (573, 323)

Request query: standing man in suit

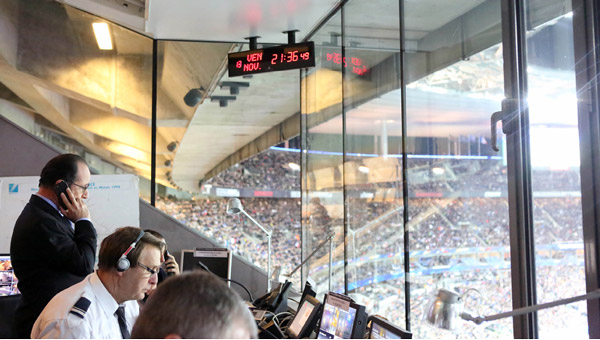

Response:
(10, 154), (97, 338)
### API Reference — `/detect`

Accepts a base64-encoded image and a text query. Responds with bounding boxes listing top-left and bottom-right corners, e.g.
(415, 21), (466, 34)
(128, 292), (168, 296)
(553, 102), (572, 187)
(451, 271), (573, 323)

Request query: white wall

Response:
(0, 174), (140, 252)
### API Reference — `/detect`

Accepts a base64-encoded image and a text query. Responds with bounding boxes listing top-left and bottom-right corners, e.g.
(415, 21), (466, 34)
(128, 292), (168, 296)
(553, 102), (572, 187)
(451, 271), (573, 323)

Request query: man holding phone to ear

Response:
(143, 230), (180, 280)
(139, 230), (179, 306)
(10, 153), (97, 339)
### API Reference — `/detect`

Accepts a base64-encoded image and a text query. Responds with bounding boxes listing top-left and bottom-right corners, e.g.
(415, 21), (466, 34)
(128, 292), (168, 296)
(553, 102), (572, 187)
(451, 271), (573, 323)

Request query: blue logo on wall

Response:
(9, 183), (19, 194)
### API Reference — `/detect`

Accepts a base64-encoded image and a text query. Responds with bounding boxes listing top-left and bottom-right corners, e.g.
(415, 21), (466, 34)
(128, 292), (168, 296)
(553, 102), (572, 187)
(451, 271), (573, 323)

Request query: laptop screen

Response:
(368, 316), (411, 339)
(370, 322), (402, 339)
(0, 254), (20, 296)
(288, 298), (317, 337)
(317, 294), (357, 339)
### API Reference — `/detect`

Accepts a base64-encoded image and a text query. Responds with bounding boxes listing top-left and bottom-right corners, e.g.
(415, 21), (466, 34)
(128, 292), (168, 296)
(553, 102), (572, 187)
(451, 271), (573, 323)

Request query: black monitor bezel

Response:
(319, 292), (364, 339)
(367, 315), (412, 339)
(298, 280), (316, 307)
(287, 294), (321, 339)
(180, 249), (232, 281)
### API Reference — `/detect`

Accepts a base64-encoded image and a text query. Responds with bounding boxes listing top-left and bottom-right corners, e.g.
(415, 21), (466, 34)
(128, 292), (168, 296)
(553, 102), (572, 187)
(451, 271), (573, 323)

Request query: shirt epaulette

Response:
(69, 297), (91, 319)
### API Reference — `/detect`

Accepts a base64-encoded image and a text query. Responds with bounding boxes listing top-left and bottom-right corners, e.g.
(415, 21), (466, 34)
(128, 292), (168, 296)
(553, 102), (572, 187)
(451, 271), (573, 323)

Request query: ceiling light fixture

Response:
(92, 22), (113, 50)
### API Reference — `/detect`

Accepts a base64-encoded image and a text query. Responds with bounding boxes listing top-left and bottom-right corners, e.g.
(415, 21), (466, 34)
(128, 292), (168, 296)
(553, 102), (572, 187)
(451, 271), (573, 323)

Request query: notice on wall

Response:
(0, 174), (140, 253)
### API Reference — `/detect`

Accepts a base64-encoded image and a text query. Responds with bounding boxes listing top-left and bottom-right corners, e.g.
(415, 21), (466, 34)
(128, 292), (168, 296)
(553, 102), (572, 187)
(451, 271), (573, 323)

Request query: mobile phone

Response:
(53, 181), (72, 210)
(163, 248), (177, 276)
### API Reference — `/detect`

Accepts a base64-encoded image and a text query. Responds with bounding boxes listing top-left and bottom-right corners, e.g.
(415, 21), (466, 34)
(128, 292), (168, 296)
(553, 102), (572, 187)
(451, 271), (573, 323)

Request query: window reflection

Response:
(523, 8), (586, 337)
(156, 147), (303, 287)
(405, 43), (512, 338)
(0, 0), (153, 200)
(3, 1), (590, 337)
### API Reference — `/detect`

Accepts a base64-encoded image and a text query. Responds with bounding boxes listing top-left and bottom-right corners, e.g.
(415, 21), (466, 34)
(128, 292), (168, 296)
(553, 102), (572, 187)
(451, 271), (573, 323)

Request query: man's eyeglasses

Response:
(137, 262), (159, 277)
(69, 182), (90, 192)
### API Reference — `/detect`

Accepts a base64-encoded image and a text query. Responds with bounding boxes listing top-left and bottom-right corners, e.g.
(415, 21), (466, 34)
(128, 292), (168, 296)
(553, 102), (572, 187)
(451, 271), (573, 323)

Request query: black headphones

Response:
(116, 229), (145, 272)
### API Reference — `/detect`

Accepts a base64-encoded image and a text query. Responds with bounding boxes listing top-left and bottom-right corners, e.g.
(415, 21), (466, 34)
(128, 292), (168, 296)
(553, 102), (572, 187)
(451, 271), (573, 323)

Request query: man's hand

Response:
(59, 187), (91, 221)
(164, 254), (180, 276)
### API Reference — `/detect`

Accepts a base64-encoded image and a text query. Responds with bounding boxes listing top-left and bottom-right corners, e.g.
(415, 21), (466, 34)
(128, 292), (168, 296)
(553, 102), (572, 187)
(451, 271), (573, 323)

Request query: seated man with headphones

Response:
(31, 227), (163, 339)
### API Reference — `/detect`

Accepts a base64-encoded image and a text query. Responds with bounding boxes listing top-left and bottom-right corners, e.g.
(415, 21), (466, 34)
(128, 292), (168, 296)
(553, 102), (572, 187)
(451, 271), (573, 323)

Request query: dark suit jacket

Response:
(10, 195), (97, 338)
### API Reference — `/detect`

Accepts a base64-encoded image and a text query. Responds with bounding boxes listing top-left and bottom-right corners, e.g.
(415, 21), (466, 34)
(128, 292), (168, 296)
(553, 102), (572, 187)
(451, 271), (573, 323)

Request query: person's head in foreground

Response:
(131, 271), (258, 339)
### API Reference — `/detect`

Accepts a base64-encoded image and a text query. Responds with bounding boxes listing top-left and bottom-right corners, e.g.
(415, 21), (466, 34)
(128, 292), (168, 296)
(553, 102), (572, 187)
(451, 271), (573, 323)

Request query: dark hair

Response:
(144, 229), (167, 252)
(98, 227), (163, 271)
(143, 229), (164, 240)
(39, 153), (87, 187)
(131, 272), (258, 339)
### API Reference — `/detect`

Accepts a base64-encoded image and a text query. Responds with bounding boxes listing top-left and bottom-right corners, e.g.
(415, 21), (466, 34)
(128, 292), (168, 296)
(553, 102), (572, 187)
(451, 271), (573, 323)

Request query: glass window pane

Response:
(342, 0), (405, 329)
(404, 1), (512, 337)
(0, 0), (152, 200)
(523, 4), (587, 337)
(301, 10), (344, 297)
(155, 40), (302, 289)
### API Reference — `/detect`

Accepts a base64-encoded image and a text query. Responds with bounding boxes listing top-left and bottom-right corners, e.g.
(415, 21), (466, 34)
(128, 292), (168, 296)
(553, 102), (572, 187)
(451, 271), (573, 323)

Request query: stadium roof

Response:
(0, 0), (571, 192)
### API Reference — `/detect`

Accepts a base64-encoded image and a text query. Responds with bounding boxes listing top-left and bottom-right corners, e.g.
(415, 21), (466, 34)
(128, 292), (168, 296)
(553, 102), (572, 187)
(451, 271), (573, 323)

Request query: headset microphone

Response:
(116, 229), (145, 272)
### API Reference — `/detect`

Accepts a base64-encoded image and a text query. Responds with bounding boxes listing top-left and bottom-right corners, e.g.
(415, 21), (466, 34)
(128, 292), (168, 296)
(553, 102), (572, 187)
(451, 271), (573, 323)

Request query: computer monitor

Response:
(317, 292), (367, 339)
(287, 295), (321, 339)
(299, 280), (317, 307)
(180, 248), (232, 282)
(254, 280), (292, 314)
(367, 316), (412, 339)
(0, 254), (20, 296)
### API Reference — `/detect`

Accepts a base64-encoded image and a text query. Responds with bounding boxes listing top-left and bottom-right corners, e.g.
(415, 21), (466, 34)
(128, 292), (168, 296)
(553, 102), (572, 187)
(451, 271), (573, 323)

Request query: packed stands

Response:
(204, 149), (301, 191)
(158, 148), (585, 338)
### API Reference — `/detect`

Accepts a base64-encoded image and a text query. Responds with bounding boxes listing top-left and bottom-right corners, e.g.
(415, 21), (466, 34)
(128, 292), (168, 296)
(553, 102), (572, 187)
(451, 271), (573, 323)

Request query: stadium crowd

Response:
(155, 151), (586, 339)
(204, 149), (301, 191)
(156, 196), (302, 280)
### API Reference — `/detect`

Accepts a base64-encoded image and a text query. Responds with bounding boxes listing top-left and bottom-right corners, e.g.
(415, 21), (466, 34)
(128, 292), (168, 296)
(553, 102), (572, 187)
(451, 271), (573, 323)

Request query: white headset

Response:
(116, 229), (145, 272)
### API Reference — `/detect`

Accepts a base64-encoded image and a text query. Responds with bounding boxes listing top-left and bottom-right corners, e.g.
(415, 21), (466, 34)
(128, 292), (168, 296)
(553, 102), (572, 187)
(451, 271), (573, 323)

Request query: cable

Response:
(279, 315), (294, 331)
(273, 311), (292, 326)
(257, 324), (279, 339)
(257, 311), (275, 328)
(223, 278), (254, 301)
(274, 311), (292, 318)
(280, 315), (294, 323)
(197, 260), (254, 301)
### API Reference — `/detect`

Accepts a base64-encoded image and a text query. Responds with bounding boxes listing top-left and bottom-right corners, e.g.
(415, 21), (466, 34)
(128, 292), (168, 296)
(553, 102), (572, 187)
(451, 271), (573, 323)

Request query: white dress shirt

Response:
(34, 193), (92, 230)
(31, 272), (139, 339)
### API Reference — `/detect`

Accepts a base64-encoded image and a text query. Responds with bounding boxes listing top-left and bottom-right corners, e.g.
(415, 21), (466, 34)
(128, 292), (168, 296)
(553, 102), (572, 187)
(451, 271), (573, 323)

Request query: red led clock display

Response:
(228, 42), (315, 77)
(326, 53), (369, 76)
